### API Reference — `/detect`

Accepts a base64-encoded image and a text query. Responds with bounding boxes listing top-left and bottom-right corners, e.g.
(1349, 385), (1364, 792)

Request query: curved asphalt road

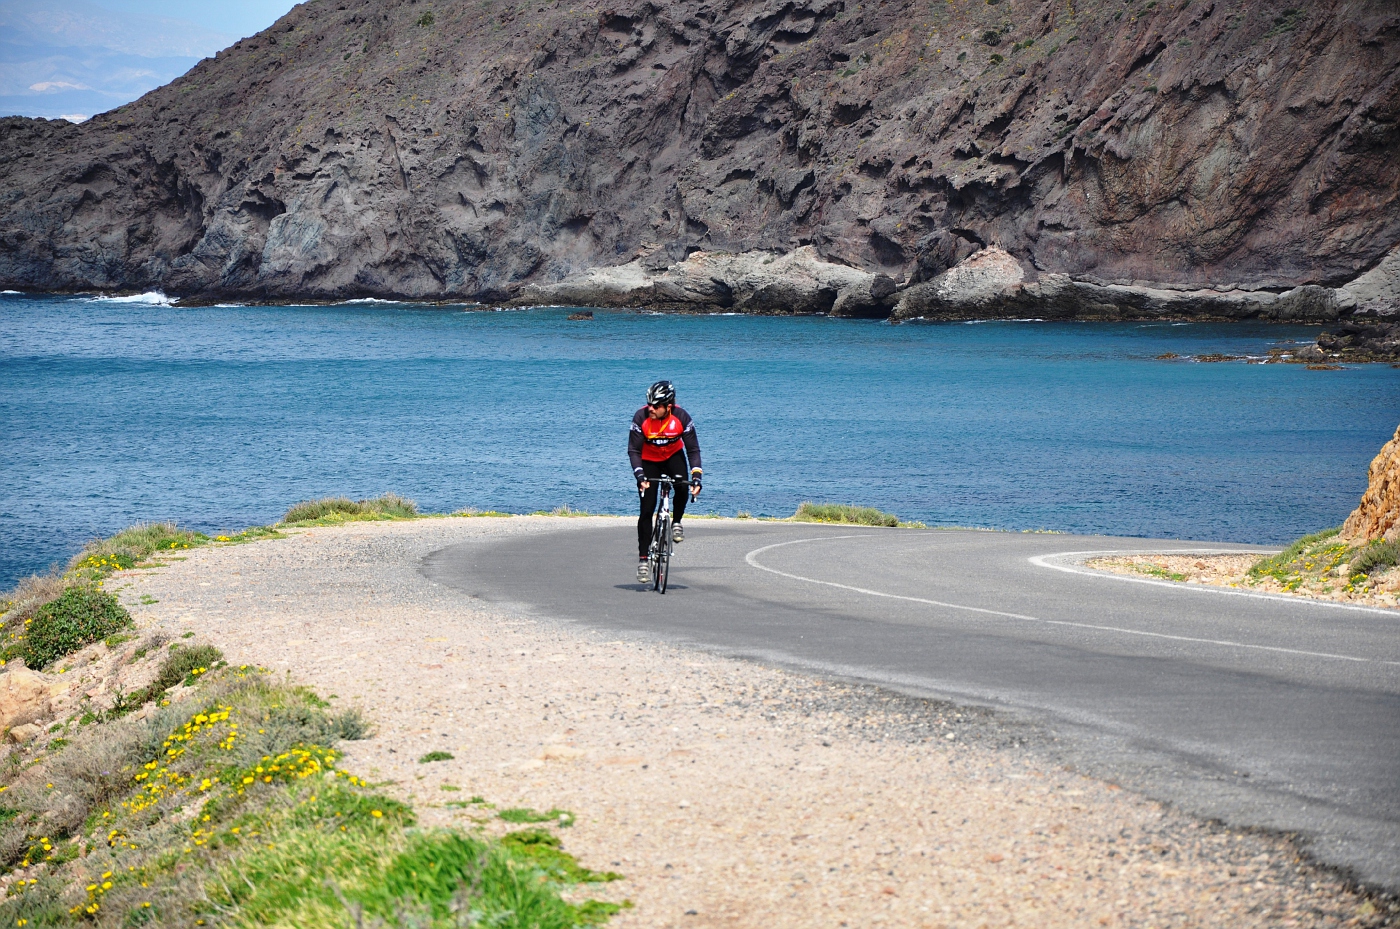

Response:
(421, 521), (1400, 889)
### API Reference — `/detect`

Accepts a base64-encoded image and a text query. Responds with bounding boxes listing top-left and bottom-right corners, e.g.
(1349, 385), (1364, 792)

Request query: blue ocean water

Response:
(3, 291), (1398, 588)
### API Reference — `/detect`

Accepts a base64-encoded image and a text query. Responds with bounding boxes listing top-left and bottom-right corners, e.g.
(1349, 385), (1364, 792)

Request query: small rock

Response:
(539, 744), (587, 761)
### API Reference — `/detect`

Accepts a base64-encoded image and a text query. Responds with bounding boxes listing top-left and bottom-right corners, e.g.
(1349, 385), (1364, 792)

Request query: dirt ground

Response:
(106, 517), (1396, 928)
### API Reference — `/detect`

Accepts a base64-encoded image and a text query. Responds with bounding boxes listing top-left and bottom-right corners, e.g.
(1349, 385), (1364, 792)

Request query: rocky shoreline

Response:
(511, 242), (1400, 360)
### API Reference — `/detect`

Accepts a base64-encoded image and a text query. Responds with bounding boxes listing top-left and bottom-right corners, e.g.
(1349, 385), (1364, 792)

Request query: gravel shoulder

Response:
(1086, 553), (1400, 610)
(105, 517), (1394, 928)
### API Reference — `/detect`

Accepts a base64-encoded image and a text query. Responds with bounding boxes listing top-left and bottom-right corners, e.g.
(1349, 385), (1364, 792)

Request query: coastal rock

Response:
(1340, 424), (1400, 543)
(1317, 247), (1400, 360)
(520, 246), (883, 316)
(892, 247), (1026, 319)
(0, 0), (1397, 306)
(0, 666), (53, 731)
(890, 248), (1362, 322)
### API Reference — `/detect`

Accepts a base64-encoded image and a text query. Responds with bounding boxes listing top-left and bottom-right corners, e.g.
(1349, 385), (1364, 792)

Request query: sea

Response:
(3, 290), (1399, 589)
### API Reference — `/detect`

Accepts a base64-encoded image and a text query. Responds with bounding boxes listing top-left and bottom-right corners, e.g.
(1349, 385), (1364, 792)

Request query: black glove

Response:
(689, 470), (702, 493)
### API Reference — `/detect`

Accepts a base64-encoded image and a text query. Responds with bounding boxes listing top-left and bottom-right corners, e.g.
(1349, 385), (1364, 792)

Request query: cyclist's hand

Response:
(689, 470), (702, 498)
(638, 480), (651, 494)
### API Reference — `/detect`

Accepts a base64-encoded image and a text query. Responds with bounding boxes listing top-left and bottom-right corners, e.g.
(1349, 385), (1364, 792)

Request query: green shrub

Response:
(793, 502), (899, 528)
(418, 750), (454, 763)
(417, 10), (435, 25)
(1353, 539), (1400, 576)
(283, 493), (419, 524)
(24, 587), (133, 669)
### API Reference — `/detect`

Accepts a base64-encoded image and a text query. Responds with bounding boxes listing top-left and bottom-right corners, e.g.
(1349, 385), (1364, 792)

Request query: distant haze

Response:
(0, 0), (297, 121)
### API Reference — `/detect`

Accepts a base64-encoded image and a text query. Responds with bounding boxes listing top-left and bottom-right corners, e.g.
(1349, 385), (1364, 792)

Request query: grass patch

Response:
(499, 807), (575, 827)
(1247, 527), (1344, 591)
(500, 828), (617, 880)
(792, 502), (925, 528)
(0, 664), (620, 929)
(529, 505), (595, 517)
(1130, 563), (1187, 582)
(451, 509), (515, 518)
(282, 493), (419, 525)
(69, 522), (208, 583)
(211, 525), (286, 544)
(418, 750), (454, 764)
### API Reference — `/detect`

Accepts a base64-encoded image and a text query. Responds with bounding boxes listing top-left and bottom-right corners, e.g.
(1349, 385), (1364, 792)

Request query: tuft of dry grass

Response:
(283, 493), (419, 525)
(792, 502), (925, 528)
(0, 571), (68, 634)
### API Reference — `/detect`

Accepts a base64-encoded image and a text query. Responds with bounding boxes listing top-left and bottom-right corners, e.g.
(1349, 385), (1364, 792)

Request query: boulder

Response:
(0, 665), (54, 731)
(8, 723), (41, 743)
(1340, 424), (1400, 543)
(892, 246), (1026, 319)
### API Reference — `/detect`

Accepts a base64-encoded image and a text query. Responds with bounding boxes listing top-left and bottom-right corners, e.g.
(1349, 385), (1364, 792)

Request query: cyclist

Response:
(630, 380), (702, 583)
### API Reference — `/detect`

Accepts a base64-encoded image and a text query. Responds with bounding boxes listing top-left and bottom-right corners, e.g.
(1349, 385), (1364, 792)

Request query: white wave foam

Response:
(340, 297), (402, 304)
(89, 291), (174, 305)
(1, 290), (23, 295)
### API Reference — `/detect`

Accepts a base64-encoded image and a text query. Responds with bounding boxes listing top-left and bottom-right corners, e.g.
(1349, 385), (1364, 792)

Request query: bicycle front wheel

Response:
(656, 513), (672, 593)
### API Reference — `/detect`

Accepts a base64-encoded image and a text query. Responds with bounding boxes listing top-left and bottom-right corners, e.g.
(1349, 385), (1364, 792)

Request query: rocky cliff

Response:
(1342, 423), (1400, 543)
(0, 0), (1397, 317)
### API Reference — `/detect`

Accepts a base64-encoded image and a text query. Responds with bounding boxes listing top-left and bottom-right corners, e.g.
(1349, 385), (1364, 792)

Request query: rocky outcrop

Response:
(518, 245), (895, 316)
(891, 245), (1380, 323)
(0, 0), (1397, 306)
(1317, 247), (1400, 360)
(1341, 424), (1400, 543)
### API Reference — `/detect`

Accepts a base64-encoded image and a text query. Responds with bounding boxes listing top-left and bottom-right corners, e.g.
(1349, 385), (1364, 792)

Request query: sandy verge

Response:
(1086, 554), (1400, 610)
(102, 517), (1392, 928)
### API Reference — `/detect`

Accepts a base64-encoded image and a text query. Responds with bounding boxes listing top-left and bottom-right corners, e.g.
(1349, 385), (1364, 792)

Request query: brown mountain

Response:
(0, 0), (1397, 311)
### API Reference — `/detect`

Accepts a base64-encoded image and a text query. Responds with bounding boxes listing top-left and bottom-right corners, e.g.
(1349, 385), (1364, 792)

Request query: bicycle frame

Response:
(643, 475), (688, 594)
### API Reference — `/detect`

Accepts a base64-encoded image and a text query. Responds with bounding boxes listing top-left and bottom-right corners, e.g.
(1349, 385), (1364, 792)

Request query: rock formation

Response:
(1341, 423), (1400, 543)
(0, 0), (1397, 322)
(0, 663), (58, 734)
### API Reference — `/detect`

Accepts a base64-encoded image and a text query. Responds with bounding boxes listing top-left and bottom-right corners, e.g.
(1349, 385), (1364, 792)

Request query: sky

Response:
(0, 0), (301, 121)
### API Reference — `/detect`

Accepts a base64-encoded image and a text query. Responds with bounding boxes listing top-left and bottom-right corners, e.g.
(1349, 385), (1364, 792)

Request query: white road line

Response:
(1031, 550), (1400, 618)
(744, 537), (1400, 666)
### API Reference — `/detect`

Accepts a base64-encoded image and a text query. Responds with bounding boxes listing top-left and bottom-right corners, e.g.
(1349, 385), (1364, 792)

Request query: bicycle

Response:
(642, 475), (689, 594)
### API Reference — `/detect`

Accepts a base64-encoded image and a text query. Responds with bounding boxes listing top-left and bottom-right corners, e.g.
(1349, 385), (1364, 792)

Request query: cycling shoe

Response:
(636, 560), (651, 584)
(671, 523), (684, 544)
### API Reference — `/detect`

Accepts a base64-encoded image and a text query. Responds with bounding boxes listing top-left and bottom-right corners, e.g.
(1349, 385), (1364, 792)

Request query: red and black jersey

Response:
(629, 405), (701, 473)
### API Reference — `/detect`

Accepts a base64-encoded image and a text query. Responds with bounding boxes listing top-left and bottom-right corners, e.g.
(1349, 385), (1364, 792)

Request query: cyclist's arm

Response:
(628, 410), (646, 479)
(677, 408), (701, 473)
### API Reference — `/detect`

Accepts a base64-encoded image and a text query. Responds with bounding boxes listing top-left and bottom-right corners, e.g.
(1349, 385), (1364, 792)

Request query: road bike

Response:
(642, 475), (689, 594)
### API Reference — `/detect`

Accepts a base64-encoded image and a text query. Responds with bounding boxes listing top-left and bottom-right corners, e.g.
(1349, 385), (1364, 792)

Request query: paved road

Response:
(421, 521), (1400, 889)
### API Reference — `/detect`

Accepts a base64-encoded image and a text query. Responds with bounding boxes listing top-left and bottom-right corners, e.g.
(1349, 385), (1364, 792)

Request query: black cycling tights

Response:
(637, 454), (689, 558)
